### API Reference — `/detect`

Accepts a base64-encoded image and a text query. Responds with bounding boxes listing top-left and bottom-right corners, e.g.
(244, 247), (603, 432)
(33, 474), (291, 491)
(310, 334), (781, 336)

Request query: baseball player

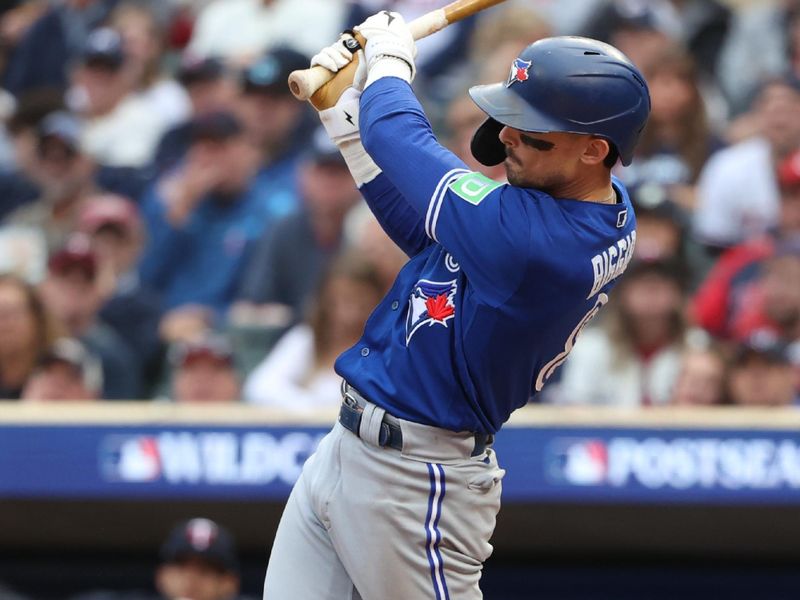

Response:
(263, 12), (650, 600)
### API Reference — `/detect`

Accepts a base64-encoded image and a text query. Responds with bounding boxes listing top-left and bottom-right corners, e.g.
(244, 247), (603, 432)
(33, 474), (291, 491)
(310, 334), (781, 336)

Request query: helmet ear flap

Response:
(470, 117), (506, 167)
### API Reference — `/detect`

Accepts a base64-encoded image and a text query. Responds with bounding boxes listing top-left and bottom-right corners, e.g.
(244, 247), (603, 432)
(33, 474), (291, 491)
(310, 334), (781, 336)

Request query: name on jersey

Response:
(587, 231), (636, 299)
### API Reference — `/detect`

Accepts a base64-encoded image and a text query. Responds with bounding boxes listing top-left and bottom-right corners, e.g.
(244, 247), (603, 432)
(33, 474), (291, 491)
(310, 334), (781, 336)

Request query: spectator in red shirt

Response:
(692, 149), (800, 339)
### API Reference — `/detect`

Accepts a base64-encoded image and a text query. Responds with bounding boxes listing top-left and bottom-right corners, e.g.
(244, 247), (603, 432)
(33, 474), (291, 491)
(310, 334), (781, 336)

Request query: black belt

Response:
(338, 384), (492, 457)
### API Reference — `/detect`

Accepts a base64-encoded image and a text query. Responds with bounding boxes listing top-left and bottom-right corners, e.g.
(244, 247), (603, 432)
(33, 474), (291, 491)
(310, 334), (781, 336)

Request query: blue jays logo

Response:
(506, 58), (532, 87)
(406, 279), (457, 344)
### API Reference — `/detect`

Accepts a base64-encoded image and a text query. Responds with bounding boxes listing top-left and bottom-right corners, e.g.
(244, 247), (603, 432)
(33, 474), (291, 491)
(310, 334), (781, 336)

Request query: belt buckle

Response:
(378, 422), (391, 447)
(343, 389), (361, 411)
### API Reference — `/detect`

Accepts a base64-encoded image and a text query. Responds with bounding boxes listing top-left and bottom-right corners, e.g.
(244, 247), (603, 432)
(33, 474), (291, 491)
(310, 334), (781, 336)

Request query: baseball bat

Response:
(288, 0), (508, 109)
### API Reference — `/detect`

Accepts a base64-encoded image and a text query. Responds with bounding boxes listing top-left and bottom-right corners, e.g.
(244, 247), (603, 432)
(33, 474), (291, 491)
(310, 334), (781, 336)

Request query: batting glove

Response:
(354, 11), (417, 87)
(310, 33), (368, 91)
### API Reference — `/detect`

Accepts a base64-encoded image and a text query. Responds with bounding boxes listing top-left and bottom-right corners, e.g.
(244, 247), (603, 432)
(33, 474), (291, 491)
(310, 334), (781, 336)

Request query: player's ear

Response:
(580, 137), (611, 166)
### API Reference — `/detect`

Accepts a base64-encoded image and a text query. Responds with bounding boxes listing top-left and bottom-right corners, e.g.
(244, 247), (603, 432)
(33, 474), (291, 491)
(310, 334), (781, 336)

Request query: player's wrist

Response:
(338, 138), (381, 186)
(317, 88), (381, 186)
(365, 56), (413, 88)
(318, 88), (361, 143)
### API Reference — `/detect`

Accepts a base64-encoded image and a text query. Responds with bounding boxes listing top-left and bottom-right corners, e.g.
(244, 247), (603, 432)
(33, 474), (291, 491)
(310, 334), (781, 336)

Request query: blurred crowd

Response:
(0, 0), (799, 411)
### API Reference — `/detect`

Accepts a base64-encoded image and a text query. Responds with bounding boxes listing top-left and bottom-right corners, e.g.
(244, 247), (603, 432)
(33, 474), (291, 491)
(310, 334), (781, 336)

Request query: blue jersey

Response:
(335, 78), (637, 434)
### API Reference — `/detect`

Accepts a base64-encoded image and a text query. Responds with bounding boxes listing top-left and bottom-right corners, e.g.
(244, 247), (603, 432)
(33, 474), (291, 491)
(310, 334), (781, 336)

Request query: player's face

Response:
(497, 128), (589, 193)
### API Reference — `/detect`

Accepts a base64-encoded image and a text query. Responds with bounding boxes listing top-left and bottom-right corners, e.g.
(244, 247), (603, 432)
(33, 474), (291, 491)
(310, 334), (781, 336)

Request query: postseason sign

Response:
(2, 422), (800, 504)
(500, 427), (800, 504)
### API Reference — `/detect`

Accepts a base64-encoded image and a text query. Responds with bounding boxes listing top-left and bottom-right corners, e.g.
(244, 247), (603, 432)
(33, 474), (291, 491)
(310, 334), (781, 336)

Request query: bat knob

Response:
(288, 70), (311, 101)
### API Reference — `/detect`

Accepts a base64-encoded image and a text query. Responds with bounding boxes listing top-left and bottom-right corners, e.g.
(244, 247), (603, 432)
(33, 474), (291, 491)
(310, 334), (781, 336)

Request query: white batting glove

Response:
(311, 34), (357, 72)
(310, 33), (368, 91)
(354, 11), (417, 87)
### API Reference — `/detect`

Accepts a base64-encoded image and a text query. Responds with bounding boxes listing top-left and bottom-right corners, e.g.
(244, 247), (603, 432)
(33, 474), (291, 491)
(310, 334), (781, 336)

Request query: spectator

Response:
(553, 259), (688, 407)
(21, 337), (102, 401)
(169, 334), (240, 403)
(3, 0), (114, 96)
(622, 45), (724, 210)
(236, 47), (314, 206)
(345, 209), (407, 295)
(156, 518), (240, 600)
(692, 150), (800, 340)
(693, 77), (800, 248)
(670, 341), (728, 406)
(629, 183), (689, 264)
(0, 88), (64, 219)
(0, 2), (48, 81)
(77, 194), (163, 390)
(244, 253), (383, 410)
(0, 273), (59, 399)
(70, 27), (172, 168)
(40, 235), (141, 399)
(187, 0), (347, 63)
(2, 106), (151, 225)
(110, 2), (190, 128)
(581, 4), (671, 75)
(3, 111), (96, 252)
(581, 0), (731, 80)
(139, 110), (279, 317)
(234, 129), (361, 323)
(728, 332), (797, 406)
(717, 0), (800, 114)
(468, 3), (553, 89)
(751, 239), (800, 343)
(152, 54), (235, 175)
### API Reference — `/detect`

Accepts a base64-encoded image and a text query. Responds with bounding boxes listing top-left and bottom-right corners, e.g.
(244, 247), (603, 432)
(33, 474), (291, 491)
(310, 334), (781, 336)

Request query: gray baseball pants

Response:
(263, 397), (505, 599)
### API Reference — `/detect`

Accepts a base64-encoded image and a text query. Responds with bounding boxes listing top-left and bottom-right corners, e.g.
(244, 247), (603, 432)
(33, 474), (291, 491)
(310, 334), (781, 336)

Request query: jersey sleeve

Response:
(426, 173), (530, 305)
(360, 78), (529, 305)
(359, 172), (433, 258)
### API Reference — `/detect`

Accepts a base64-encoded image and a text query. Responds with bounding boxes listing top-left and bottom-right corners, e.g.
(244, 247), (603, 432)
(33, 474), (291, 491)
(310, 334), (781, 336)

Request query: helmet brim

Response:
(469, 82), (575, 167)
(468, 82), (629, 166)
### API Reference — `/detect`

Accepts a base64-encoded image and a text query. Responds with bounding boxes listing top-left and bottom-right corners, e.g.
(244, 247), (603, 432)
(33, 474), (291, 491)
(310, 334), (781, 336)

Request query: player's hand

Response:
(310, 33), (368, 92)
(310, 34), (356, 73)
(354, 11), (417, 82)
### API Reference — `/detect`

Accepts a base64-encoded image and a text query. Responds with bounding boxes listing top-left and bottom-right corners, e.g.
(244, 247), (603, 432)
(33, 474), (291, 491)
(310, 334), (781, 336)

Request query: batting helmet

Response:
(469, 36), (650, 167)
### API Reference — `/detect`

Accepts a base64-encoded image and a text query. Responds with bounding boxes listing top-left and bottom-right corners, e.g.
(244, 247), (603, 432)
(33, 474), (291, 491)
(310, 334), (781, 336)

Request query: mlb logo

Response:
(100, 435), (162, 482)
(506, 58), (532, 87)
(547, 439), (608, 486)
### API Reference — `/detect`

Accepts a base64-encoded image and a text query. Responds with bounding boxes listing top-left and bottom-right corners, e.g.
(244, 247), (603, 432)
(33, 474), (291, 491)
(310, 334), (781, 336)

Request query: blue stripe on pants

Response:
(426, 463), (449, 600)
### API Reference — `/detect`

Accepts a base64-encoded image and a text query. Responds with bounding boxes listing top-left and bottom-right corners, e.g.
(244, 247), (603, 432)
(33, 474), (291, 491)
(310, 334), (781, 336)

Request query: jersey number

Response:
(534, 293), (608, 392)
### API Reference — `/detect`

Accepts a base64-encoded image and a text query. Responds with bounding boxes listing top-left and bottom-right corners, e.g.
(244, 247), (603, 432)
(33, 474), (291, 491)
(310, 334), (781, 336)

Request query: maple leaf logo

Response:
(425, 294), (454, 322)
(406, 279), (457, 344)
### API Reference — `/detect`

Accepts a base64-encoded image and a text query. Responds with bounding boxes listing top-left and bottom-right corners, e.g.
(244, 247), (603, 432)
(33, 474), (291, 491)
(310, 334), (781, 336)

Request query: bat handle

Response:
(288, 65), (334, 101)
(287, 9), (449, 107)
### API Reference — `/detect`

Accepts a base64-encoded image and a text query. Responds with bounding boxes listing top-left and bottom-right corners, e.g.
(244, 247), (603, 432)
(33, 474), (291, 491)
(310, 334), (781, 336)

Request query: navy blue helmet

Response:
(469, 36), (651, 167)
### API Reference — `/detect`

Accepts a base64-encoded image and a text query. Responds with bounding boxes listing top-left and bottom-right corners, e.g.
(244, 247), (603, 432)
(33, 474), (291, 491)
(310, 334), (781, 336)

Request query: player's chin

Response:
(504, 162), (527, 187)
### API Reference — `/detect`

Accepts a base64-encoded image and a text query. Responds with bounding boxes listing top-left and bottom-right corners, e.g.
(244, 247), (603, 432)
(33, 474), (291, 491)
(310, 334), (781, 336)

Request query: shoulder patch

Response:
(448, 172), (503, 205)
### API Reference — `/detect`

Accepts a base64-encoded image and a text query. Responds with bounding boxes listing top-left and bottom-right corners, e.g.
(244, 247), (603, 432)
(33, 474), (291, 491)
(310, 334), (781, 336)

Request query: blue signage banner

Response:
(2, 423), (800, 503)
